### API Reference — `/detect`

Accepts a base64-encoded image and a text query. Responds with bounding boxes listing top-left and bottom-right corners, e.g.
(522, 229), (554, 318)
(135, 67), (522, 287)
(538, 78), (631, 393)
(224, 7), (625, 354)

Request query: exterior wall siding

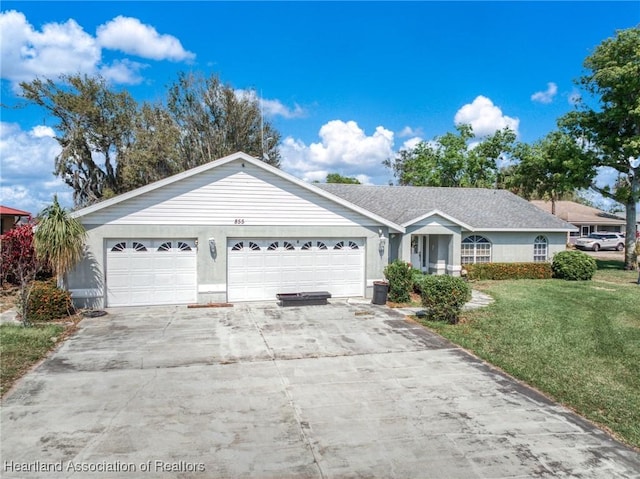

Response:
(81, 162), (372, 227)
(463, 231), (567, 263)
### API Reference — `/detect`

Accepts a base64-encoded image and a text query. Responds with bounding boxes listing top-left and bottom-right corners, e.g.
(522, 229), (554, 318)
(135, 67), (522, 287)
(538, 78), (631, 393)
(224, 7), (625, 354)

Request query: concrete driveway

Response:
(2, 301), (639, 479)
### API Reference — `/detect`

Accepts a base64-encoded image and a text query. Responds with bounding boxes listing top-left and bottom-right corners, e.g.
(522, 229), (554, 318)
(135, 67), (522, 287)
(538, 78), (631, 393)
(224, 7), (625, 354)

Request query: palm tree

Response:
(34, 195), (86, 287)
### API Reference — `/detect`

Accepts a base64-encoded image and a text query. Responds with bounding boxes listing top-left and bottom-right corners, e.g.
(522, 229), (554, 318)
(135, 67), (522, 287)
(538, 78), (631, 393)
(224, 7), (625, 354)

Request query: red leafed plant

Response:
(0, 222), (43, 326)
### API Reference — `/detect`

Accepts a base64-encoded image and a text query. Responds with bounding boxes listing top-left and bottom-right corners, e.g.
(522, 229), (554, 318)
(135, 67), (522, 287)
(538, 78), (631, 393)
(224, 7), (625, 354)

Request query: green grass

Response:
(593, 259), (639, 285)
(420, 277), (640, 448)
(0, 323), (65, 396)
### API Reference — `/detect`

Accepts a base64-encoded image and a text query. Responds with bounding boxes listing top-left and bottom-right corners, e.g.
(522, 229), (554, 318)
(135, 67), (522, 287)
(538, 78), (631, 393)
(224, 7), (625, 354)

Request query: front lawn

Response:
(419, 278), (640, 449)
(1, 323), (66, 396)
(594, 258), (639, 285)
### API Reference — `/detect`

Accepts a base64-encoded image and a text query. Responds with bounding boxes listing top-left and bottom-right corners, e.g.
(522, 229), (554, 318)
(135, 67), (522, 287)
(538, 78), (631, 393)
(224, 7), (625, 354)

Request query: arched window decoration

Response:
(301, 241), (313, 250)
(283, 241), (295, 251)
(268, 242), (279, 251)
(111, 242), (126, 252)
(317, 241), (327, 250)
(461, 235), (492, 264)
(533, 235), (548, 262)
(348, 241), (359, 250)
(177, 241), (192, 251)
(231, 242), (243, 251)
(132, 241), (147, 252)
(248, 242), (260, 251)
(157, 242), (172, 252)
(334, 241), (345, 250)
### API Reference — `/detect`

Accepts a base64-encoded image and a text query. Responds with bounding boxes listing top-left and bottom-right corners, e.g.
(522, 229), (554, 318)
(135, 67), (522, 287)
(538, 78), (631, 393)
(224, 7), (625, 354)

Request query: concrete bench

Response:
(276, 291), (332, 306)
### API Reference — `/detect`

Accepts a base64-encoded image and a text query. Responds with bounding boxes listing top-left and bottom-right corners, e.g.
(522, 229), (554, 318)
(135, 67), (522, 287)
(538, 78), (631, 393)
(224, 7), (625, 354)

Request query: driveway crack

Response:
(61, 369), (159, 476)
(248, 308), (327, 479)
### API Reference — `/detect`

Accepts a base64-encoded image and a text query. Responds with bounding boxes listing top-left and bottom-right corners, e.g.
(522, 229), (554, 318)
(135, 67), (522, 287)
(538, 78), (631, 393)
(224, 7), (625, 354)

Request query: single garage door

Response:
(227, 238), (365, 302)
(106, 239), (197, 307)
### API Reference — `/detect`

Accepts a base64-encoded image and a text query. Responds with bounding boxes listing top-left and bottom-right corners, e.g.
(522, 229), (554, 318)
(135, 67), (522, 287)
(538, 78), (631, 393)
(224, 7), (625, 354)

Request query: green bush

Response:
(27, 280), (74, 322)
(383, 260), (413, 303)
(464, 262), (553, 280)
(551, 250), (597, 281)
(411, 268), (426, 293)
(419, 275), (471, 324)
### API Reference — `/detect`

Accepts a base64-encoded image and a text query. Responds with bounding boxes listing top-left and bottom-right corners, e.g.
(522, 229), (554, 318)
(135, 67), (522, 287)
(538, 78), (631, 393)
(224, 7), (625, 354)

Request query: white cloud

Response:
(531, 82), (558, 104)
(398, 126), (424, 138)
(98, 59), (147, 85)
(261, 98), (306, 119)
(96, 16), (195, 62)
(454, 95), (519, 137)
(0, 10), (193, 88)
(280, 120), (395, 184)
(0, 10), (101, 86)
(0, 122), (70, 213)
(235, 89), (306, 119)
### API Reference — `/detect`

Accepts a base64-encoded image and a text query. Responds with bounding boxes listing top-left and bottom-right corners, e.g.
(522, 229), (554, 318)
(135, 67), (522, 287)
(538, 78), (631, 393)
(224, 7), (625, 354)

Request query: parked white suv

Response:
(575, 233), (625, 252)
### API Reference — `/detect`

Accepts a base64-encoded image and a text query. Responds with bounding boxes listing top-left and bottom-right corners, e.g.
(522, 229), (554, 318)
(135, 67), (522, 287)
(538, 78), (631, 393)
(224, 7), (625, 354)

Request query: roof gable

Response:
(72, 152), (402, 231)
(401, 209), (473, 229)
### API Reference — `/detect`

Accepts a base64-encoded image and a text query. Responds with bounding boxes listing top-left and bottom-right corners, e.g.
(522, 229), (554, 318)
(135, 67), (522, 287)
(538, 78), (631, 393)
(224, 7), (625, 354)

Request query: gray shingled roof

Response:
(317, 184), (576, 230)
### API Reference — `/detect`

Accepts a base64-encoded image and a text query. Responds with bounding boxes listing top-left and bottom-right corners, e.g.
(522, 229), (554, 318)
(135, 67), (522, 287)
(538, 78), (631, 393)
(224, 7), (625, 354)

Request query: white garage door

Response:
(227, 238), (365, 302)
(106, 239), (197, 307)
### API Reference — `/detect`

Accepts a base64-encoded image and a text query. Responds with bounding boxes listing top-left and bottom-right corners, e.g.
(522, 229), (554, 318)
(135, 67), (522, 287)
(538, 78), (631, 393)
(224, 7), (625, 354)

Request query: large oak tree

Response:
(21, 75), (137, 207)
(20, 72), (282, 208)
(166, 72), (281, 169)
(560, 25), (640, 269)
(503, 131), (595, 213)
(384, 124), (516, 188)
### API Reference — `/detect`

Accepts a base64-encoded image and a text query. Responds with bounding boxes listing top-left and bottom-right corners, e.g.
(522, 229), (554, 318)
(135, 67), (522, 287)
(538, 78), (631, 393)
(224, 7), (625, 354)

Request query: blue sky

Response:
(1, 1), (638, 213)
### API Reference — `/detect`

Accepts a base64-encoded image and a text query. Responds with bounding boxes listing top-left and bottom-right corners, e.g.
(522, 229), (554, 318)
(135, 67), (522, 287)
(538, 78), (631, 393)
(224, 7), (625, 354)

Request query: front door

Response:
(410, 236), (429, 272)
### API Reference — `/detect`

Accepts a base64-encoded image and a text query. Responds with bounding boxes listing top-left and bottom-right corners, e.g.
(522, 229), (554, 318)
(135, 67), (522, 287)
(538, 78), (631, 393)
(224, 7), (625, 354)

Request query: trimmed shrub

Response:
(27, 280), (74, 322)
(383, 260), (413, 303)
(551, 250), (597, 281)
(419, 275), (471, 324)
(411, 268), (426, 293)
(464, 262), (553, 280)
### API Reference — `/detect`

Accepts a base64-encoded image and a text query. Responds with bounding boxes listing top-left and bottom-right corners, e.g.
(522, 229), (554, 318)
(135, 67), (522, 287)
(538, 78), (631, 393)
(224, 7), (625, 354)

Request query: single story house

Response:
(530, 200), (638, 242)
(68, 152), (576, 308)
(0, 205), (31, 237)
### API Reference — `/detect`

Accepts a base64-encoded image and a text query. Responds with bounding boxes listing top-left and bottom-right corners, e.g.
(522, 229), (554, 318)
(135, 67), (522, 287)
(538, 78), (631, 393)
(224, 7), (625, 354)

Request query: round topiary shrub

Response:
(27, 280), (74, 322)
(419, 275), (471, 324)
(383, 260), (413, 303)
(551, 250), (597, 281)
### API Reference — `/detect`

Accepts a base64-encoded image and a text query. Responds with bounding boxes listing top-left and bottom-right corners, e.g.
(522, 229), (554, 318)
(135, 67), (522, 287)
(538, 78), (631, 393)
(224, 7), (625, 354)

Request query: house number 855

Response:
(234, 219), (245, 224)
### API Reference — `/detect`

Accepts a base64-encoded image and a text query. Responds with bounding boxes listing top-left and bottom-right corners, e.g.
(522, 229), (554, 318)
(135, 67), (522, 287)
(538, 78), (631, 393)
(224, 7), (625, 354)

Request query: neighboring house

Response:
(0, 205), (31, 237)
(68, 152), (576, 308)
(530, 200), (638, 243)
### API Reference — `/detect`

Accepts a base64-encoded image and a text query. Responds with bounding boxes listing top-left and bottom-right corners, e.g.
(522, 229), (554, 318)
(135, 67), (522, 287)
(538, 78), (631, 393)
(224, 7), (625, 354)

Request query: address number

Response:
(234, 219), (245, 225)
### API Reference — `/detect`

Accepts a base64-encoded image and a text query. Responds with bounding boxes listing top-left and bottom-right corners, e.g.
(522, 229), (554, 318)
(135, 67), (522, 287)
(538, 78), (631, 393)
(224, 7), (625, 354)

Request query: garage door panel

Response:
(106, 239), (196, 307)
(228, 238), (364, 301)
(264, 256), (282, 268)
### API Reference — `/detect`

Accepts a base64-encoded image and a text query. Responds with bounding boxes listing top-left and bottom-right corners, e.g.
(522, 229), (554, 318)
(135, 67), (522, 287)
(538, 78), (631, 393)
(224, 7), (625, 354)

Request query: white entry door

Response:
(106, 239), (197, 307)
(227, 238), (365, 302)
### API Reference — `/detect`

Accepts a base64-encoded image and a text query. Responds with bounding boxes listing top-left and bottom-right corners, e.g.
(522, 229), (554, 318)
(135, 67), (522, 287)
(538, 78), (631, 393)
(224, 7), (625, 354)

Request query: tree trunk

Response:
(624, 172), (639, 270)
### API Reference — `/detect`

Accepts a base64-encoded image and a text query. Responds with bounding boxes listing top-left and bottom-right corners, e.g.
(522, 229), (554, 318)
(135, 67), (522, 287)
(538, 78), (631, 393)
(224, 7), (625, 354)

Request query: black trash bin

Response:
(372, 281), (389, 305)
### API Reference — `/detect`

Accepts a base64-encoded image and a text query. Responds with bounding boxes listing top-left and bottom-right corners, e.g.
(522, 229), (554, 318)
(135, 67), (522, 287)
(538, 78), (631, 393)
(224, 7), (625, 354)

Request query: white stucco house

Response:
(68, 152), (576, 308)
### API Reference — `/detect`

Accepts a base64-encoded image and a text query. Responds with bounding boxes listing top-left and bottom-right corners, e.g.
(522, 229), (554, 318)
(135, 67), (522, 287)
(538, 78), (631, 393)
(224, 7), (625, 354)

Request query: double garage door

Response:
(105, 237), (365, 305)
(228, 238), (365, 302)
(105, 239), (197, 307)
